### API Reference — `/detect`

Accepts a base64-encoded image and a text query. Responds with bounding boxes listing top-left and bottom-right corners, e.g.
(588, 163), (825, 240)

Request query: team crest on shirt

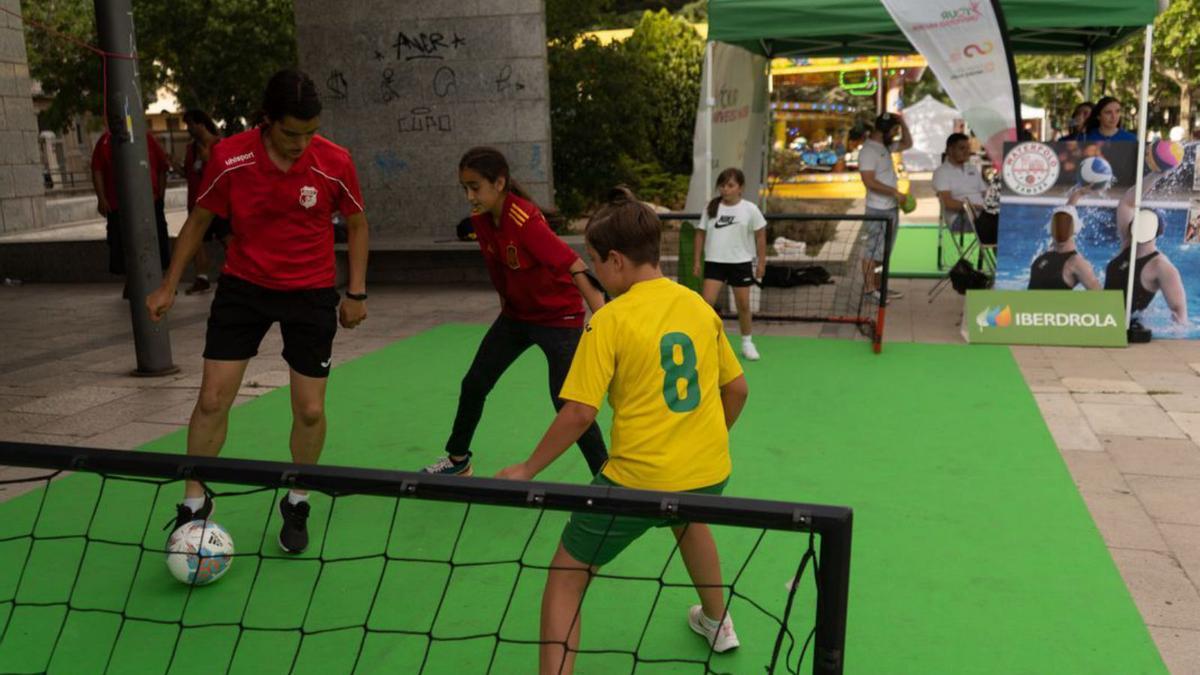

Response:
(505, 244), (521, 269)
(299, 185), (318, 209)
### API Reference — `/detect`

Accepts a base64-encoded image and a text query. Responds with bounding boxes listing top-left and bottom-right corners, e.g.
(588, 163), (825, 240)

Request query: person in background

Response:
(180, 110), (227, 295)
(857, 112), (912, 303)
(92, 130), (172, 294)
(1058, 102), (1093, 142)
(1082, 97), (1137, 143)
(933, 132), (996, 245)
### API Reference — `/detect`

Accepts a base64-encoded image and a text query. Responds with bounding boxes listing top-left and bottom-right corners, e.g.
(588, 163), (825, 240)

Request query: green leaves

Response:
(548, 8), (702, 215)
(24, 0), (296, 132)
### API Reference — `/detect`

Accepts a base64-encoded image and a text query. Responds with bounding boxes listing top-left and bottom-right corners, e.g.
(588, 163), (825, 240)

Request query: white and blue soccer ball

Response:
(167, 520), (234, 586)
(1078, 156), (1114, 189)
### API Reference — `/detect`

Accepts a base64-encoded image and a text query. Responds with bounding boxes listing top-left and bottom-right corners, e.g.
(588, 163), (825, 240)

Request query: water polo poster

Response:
(995, 140), (1200, 339)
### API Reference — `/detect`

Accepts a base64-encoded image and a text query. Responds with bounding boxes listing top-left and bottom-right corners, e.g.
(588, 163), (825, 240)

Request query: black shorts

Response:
(703, 261), (756, 287)
(203, 275), (339, 378)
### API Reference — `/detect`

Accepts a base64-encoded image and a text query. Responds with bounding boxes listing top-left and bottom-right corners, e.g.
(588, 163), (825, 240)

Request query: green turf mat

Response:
(0, 326), (1166, 674)
(890, 225), (979, 279)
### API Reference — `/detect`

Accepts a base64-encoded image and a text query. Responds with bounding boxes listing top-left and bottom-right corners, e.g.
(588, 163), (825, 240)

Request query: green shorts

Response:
(560, 473), (728, 567)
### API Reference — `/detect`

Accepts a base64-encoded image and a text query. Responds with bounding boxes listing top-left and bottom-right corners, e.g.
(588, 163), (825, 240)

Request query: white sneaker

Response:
(741, 339), (760, 361)
(688, 605), (740, 653)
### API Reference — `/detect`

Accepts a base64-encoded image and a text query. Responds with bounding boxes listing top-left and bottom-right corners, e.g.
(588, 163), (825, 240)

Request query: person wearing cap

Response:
(1028, 189), (1100, 290)
(858, 111), (912, 302)
(1104, 209), (1188, 325)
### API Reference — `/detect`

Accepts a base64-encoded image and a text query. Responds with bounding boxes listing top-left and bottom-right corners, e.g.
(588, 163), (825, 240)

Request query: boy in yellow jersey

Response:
(498, 187), (750, 674)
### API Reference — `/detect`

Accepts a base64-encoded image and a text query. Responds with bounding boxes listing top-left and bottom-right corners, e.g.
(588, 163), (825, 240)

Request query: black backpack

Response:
(760, 265), (833, 288)
(948, 259), (992, 294)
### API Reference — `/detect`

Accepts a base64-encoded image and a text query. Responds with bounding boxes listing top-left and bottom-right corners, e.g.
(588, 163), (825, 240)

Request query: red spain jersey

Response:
(473, 192), (583, 327)
(90, 131), (169, 210)
(196, 128), (364, 290)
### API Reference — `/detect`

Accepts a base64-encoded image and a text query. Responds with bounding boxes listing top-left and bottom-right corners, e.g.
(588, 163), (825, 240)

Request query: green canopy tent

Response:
(708, 0), (1160, 57)
(700, 0), (1169, 345)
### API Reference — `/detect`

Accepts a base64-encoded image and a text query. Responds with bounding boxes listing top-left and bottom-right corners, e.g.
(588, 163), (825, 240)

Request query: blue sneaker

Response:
(423, 453), (473, 476)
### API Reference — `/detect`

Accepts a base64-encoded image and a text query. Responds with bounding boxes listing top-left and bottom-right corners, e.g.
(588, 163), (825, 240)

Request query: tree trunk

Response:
(1181, 85), (1193, 140)
(1180, 54), (1190, 140)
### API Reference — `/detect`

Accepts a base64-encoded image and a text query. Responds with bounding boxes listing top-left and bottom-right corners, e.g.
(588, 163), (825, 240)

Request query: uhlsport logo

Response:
(1003, 143), (1061, 196)
(976, 305), (1012, 329)
(977, 305), (1119, 330)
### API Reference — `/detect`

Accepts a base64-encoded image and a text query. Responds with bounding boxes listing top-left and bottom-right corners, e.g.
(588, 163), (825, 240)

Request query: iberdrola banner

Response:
(879, 0), (1020, 165)
(685, 41), (769, 212)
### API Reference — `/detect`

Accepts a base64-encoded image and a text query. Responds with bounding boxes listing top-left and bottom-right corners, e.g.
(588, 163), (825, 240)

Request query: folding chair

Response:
(929, 202), (994, 301)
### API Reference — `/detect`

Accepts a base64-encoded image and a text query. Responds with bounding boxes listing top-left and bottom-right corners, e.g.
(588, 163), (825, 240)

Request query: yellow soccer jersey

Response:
(559, 277), (743, 491)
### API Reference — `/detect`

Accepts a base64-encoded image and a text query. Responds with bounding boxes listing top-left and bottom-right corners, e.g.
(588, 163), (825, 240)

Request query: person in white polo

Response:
(933, 132), (996, 245)
(858, 112), (912, 302)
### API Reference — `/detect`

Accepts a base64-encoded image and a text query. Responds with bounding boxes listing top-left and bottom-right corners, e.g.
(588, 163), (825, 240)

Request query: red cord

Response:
(0, 5), (138, 131)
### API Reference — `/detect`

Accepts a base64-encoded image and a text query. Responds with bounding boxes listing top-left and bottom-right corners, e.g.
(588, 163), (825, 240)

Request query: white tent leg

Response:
(760, 56), (773, 208)
(1125, 24), (1154, 331)
(704, 41), (714, 200)
(1083, 50), (1096, 101)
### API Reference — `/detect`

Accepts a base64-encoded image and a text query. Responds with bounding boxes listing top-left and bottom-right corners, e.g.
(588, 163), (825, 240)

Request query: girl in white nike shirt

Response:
(692, 167), (767, 360)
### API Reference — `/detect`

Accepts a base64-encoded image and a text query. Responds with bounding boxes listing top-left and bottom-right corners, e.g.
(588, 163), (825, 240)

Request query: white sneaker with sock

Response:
(688, 605), (740, 652)
(741, 337), (760, 361)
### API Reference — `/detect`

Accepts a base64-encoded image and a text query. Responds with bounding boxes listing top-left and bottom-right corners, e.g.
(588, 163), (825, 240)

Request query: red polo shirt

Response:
(473, 192), (583, 327)
(196, 128), (364, 290)
(184, 138), (220, 212)
(90, 131), (169, 210)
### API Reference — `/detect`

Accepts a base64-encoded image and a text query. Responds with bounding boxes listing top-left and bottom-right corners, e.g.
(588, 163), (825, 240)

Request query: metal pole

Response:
(761, 55), (773, 209)
(704, 41), (714, 201)
(1125, 25), (1154, 331)
(94, 0), (177, 375)
(1083, 50), (1095, 101)
(876, 56), (884, 114)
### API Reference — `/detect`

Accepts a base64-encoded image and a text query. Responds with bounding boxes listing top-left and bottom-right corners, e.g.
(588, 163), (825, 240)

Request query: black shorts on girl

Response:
(203, 275), (339, 378)
(703, 261), (756, 287)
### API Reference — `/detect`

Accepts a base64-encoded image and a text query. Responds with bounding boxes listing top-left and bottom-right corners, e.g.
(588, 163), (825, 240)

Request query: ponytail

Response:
(706, 196), (722, 219)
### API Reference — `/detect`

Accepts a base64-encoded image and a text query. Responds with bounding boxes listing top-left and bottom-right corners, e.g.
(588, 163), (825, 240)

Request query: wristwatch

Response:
(344, 291), (368, 301)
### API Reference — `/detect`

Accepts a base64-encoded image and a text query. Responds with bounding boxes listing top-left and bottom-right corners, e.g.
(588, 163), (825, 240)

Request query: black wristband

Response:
(344, 291), (367, 301)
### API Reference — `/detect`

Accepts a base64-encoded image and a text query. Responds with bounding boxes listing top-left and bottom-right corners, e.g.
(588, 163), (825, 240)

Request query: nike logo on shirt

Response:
(713, 215), (738, 229)
(320, 358), (332, 368)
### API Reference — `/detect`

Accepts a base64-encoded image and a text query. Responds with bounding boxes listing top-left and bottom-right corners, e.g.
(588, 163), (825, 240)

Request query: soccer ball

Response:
(1077, 156), (1114, 188)
(167, 520), (234, 586)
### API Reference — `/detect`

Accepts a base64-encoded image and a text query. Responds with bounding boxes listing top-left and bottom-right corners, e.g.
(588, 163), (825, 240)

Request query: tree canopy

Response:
(1015, 1), (1200, 139)
(548, 6), (703, 215)
(25, 0), (297, 133)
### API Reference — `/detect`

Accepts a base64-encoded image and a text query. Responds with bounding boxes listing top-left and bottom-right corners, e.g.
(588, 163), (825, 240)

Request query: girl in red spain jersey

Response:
(422, 147), (608, 477)
(146, 69), (370, 554)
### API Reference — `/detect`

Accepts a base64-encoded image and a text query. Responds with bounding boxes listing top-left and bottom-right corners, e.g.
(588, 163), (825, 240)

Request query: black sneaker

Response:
(278, 497), (311, 554)
(163, 494), (214, 538)
(185, 276), (212, 295)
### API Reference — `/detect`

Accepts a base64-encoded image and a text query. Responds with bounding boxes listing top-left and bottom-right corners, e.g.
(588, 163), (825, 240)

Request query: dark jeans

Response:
(106, 201), (171, 274)
(447, 314), (609, 475)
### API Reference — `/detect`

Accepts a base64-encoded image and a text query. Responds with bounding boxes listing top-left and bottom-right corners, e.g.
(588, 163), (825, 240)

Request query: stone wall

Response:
(295, 0), (552, 240)
(0, 0), (45, 234)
